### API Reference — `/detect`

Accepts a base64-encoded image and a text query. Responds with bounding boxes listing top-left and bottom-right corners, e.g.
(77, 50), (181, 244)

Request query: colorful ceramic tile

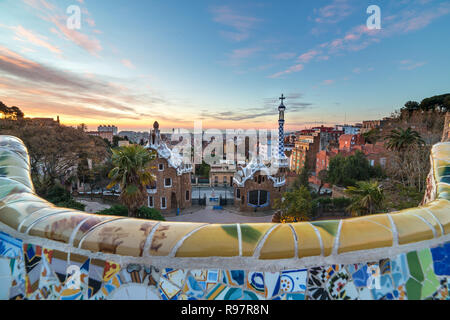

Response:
(0, 232), (22, 259)
(280, 269), (307, 293)
(162, 268), (186, 287)
(310, 221), (339, 256)
(327, 269), (358, 300)
(87, 259), (105, 299)
(9, 256), (25, 300)
(264, 272), (280, 298)
(241, 290), (264, 300)
(0, 258), (12, 300)
(80, 219), (157, 257)
(149, 222), (205, 256)
(239, 223), (274, 256)
(290, 223), (321, 258)
(431, 243), (450, 276)
(159, 277), (181, 300)
(23, 244), (42, 297)
(222, 270), (244, 287)
(259, 224), (295, 259)
(422, 199), (450, 235)
(206, 284), (242, 300)
(28, 212), (94, 244)
(175, 224), (239, 257)
(246, 272), (265, 294)
(183, 274), (204, 299)
(338, 215), (393, 253)
(391, 212), (435, 245)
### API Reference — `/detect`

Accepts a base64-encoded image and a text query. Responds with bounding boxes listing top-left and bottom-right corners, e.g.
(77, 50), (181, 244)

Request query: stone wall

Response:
(0, 135), (449, 300)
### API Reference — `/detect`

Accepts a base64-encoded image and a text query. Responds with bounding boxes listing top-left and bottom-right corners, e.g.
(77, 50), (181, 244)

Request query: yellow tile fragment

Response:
(175, 224), (239, 257)
(259, 224), (295, 259)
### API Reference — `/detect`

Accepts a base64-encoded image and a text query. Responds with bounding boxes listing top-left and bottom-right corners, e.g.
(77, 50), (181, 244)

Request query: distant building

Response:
(86, 130), (114, 143)
(98, 125), (118, 135)
(336, 124), (361, 135)
(210, 162), (236, 187)
(339, 134), (365, 151)
(28, 116), (60, 126)
(290, 133), (321, 173)
(146, 121), (192, 213)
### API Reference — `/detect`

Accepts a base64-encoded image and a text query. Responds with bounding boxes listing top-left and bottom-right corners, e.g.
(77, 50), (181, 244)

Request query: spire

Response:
(279, 94), (286, 106)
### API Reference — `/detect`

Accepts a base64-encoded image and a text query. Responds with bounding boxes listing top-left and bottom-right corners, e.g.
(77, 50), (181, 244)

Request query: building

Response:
(86, 130), (114, 143)
(98, 125), (118, 135)
(233, 94), (288, 212)
(209, 161), (236, 187)
(336, 124), (361, 135)
(28, 116), (60, 126)
(339, 134), (365, 151)
(146, 121), (193, 213)
(290, 133), (321, 173)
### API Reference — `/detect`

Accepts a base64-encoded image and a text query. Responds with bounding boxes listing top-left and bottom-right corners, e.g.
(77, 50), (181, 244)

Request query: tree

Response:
(419, 93), (450, 112)
(0, 120), (109, 195)
(362, 128), (380, 144)
(274, 186), (313, 221)
(403, 101), (420, 112)
(345, 180), (384, 216)
(384, 127), (424, 152)
(317, 169), (328, 194)
(0, 102), (24, 120)
(327, 151), (374, 187)
(107, 145), (156, 217)
(292, 154), (310, 190)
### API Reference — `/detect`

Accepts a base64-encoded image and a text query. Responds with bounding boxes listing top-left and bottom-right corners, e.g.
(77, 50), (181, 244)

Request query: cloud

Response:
(314, 0), (354, 24)
(399, 60), (427, 70)
(224, 47), (262, 66)
(0, 47), (174, 122)
(2, 24), (62, 54)
(211, 6), (261, 42)
(121, 59), (135, 69)
(199, 94), (313, 122)
(297, 50), (320, 63)
(22, 0), (103, 57)
(268, 64), (304, 79)
(273, 52), (296, 60)
(322, 79), (335, 85)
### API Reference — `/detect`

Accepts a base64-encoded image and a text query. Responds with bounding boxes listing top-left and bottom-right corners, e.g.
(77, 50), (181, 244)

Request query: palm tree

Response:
(107, 145), (156, 217)
(384, 127), (424, 152)
(345, 180), (384, 216)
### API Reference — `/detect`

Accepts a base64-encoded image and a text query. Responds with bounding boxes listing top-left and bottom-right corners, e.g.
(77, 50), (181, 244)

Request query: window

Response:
(236, 188), (241, 199)
(148, 196), (154, 208)
(158, 163), (164, 171)
(370, 159), (375, 167)
(164, 178), (172, 187)
(186, 190), (190, 201)
(161, 197), (167, 209)
(248, 190), (269, 207)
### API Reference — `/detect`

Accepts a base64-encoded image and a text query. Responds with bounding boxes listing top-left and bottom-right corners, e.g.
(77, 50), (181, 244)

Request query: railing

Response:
(0, 135), (448, 300)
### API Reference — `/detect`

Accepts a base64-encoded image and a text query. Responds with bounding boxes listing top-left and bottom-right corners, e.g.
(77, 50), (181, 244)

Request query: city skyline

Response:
(1, 0), (450, 131)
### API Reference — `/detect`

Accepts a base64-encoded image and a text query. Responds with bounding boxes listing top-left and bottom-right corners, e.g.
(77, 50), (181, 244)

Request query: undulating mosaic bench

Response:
(0, 135), (448, 300)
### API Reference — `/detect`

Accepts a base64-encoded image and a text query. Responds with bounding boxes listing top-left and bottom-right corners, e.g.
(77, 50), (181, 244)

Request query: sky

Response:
(0, 0), (449, 132)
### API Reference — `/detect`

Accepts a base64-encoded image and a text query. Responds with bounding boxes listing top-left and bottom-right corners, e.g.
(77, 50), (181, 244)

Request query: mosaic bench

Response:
(0, 135), (449, 300)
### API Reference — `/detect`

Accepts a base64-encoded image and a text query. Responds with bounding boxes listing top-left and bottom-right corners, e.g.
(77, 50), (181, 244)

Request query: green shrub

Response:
(44, 184), (86, 211)
(96, 205), (165, 221)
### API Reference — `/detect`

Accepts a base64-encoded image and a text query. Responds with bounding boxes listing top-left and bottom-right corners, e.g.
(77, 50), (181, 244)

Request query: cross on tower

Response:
(279, 94), (286, 104)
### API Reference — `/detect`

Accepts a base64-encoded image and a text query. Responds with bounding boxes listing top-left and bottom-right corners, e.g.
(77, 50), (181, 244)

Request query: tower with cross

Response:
(278, 94), (287, 161)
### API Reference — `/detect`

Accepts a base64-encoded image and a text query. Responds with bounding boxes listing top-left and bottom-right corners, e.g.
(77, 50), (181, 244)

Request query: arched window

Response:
(248, 190), (269, 207)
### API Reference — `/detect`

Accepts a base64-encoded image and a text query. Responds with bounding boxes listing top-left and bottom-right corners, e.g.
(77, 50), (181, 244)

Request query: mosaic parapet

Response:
(0, 135), (448, 263)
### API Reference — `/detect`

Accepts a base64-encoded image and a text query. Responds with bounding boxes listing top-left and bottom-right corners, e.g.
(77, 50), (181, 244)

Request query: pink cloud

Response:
(211, 6), (261, 42)
(121, 59), (135, 69)
(322, 79), (335, 85)
(12, 25), (61, 54)
(297, 50), (319, 63)
(268, 64), (304, 79)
